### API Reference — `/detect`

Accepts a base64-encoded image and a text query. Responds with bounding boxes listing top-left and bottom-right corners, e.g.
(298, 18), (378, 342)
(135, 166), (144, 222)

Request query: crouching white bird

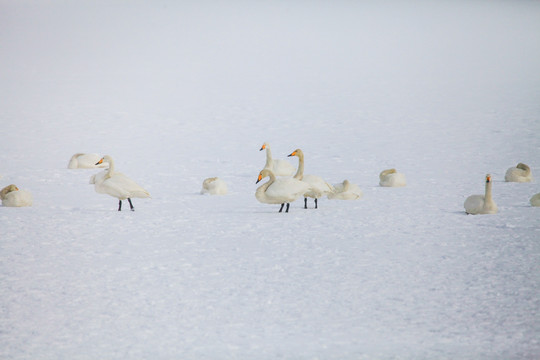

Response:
(464, 174), (497, 215)
(92, 155), (150, 211)
(255, 168), (312, 213)
(68, 153), (109, 169)
(0, 184), (33, 207)
(379, 168), (406, 187)
(328, 179), (363, 200)
(504, 162), (533, 182)
(201, 177), (228, 195)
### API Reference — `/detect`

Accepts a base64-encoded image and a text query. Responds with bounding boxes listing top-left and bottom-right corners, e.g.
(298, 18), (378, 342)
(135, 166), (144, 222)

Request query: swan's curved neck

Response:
(264, 146), (273, 167)
(105, 158), (115, 178)
(293, 153), (304, 180)
(256, 172), (276, 200)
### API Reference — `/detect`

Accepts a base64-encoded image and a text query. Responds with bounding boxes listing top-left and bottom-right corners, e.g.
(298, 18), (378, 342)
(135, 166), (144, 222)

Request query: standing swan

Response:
(260, 142), (295, 176)
(288, 148), (334, 209)
(505, 163), (533, 182)
(464, 174), (497, 215)
(201, 177), (228, 195)
(255, 169), (312, 213)
(1, 184), (33, 207)
(68, 153), (109, 169)
(379, 168), (406, 187)
(93, 155), (150, 211)
(328, 179), (363, 200)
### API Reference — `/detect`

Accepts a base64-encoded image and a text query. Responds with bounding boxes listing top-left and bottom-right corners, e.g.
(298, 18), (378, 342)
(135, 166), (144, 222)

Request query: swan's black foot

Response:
(315, 198), (318, 209)
(304, 198), (308, 209)
(285, 203), (290, 212)
(118, 200), (122, 211)
(279, 203), (285, 212)
(128, 198), (135, 211)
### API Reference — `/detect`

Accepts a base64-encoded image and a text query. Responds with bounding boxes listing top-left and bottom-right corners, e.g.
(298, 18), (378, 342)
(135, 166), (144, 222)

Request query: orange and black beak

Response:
(95, 158), (104, 166)
(288, 151), (296, 157)
(486, 175), (491, 183)
(259, 144), (266, 151)
(256, 173), (263, 184)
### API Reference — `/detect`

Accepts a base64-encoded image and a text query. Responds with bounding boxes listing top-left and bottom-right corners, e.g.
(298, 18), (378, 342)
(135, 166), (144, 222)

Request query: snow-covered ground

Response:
(1, 1), (540, 358)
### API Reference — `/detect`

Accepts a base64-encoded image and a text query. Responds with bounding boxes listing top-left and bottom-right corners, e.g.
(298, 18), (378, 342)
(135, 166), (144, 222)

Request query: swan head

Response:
(260, 142), (269, 151)
(288, 148), (303, 158)
(516, 163), (530, 171)
(95, 155), (113, 166)
(379, 168), (397, 178)
(0, 184), (19, 199)
(485, 174), (492, 183)
(256, 169), (273, 184)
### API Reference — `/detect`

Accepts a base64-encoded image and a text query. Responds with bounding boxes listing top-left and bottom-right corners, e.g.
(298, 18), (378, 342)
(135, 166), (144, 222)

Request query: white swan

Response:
(93, 155), (150, 211)
(328, 179), (363, 200)
(255, 168), (312, 212)
(260, 142), (295, 176)
(530, 193), (540, 207)
(288, 148), (334, 209)
(379, 168), (407, 187)
(68, 153), (109, 169)
(505, 163), (533, 182)
(1, 184), (33, 207)
(201, 177), (228, 195)
(464, 174), (497, 215)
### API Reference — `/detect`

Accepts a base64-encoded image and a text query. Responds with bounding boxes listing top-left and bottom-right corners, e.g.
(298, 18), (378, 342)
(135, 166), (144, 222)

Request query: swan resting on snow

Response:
(288, 148), (334, 209)
(504, 163), (533, 182)
(260, 142), (295, 177)
(530, 193), (540, 207)
(379, 168), (406, 187)
(93, 155), (150, 211)
(255, 168), (312, 213)
(68, 153), (109, 169)
(201, 177), (228, 195)
(328, 179), (363, 200)
(0, 184), (33, 207)
(464, 174), (497, 215)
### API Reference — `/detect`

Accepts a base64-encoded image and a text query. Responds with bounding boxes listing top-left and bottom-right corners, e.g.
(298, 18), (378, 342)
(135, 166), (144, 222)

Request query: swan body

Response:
(93, 155), (150, 211)
(530, 193), (540, 207)
(201, 177), (228, 195)
(260, 142), (295, 177)
(68, 153), (108, 169)
(288, 148), (334, 209)
(379, 168), (407, 187)
(1, 184), (33, 207)
(505, 163), (533, 182)
(255, 169), (312, 212)
(464, 174), (497, 215)
(328, 179), (363, 200)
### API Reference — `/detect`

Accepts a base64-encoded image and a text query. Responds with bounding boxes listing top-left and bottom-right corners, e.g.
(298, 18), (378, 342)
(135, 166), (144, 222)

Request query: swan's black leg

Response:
(118, 200), (122, 211)
(315, 198), (318, 209)
(304, 198), (308, 209)
(279, 203), (285, 212)
(286, 203), (290, 212)
(128, 198), (135, 211)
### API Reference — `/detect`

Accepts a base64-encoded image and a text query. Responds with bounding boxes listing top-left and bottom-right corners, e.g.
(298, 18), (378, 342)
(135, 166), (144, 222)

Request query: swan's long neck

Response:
(255, 172), (276, 201)
(105, 158), (115, 178)
(264, 146), (273, 168)
(484, 179), (494, 205)
(293, 153), (304, 180)
(519, 163), (531, 176)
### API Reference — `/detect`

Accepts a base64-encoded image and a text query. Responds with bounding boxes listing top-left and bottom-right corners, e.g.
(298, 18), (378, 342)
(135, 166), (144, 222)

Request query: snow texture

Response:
(1, 0), (540, 359)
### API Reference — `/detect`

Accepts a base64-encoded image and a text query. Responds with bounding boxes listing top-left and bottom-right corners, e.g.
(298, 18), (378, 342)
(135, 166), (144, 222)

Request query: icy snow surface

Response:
(1, 1), (540, 359)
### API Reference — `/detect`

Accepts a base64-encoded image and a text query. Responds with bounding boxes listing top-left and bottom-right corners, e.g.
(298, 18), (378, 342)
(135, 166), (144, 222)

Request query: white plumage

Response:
(92, 155), (150, 211)
(0, 184), (33, 207)
(201, 177), (228, 195)
(260, 142), (295, 177)
(255, 168), (312, 212)
(328, 179), (363, 200)
(379, 168), (407, 187)
(464, 174), (497, 215)
(504, 163), (533, 182)
(68, 153), (109, 169)
(530, 193), (540, 207)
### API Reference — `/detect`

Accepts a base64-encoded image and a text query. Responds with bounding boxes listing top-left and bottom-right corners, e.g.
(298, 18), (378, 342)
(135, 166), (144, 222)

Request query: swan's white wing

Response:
(2, 190), (33, 207)
(464, 195), (485, 214)
(265, 178), (311, 201)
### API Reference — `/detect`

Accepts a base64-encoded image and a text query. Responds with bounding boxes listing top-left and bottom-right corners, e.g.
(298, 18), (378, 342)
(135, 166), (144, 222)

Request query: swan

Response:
(68, 153), (109, 169)
(255, 168), (312, 212)
(464, 174), (497, 215)
(379, 168), (407, 187)
(93, 155), (150, 211)
(260, 142), (295, 176)
(287, 148), (334, 209)
(201, 177), (228, 195)
(328, 179), (363, 200)
(530, 193), (540, 207)
(505, 163), (533, 182)
(1, 184), (33, 207)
